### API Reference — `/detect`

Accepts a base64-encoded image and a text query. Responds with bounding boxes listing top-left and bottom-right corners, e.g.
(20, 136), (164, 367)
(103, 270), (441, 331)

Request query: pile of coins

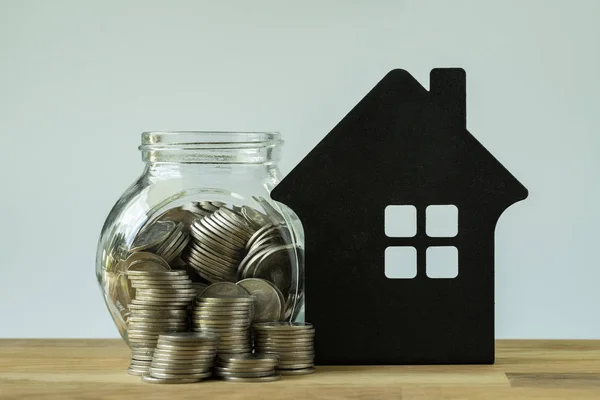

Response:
(125, 270), (196, 376)
(191, 283), (253, 354)
(215, 354), (281, 382)
(143, 332), (219, 384)
(253, 322), (315, 375)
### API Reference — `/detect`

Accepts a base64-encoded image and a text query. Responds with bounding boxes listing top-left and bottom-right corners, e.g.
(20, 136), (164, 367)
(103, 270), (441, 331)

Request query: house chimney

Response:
(430, 68), (466, 128)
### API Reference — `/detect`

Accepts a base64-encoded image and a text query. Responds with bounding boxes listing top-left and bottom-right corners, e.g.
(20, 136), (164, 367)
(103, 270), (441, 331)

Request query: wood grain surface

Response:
(0, 340), (599, 399)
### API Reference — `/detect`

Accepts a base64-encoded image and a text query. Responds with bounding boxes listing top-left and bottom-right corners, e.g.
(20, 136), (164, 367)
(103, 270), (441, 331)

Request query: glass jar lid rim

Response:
(140, 131), (282, 150)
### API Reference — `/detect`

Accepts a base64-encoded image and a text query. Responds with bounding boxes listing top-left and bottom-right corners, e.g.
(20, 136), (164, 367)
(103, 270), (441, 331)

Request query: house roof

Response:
(272, 68), (528, 211)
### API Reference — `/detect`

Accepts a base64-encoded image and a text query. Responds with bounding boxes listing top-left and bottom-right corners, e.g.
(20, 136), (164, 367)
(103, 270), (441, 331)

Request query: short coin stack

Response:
(143, 332), (219, 384)
(253, 322), (315, 375)
(215, 354), (280, 382)
(125, 270), (196, 375)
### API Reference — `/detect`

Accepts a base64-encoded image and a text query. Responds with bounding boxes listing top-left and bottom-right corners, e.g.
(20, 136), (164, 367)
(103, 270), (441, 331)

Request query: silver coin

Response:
(214, 368), (275, 378)
(221, 373), (281, 382)
(123, 252), (172, 271)
(157, 207), (201, 228)
(279, 367), (315, 375)
(130, 359), (153, 367)
(155, 224), (184, 256)
(197, 201), (220, 212)
(128, 274), (191, 281)
(278, 363), (315, 369)
(252, 322), (314, 331)
(155, 343), (218, 352)
(216, 208), (255, 236)
(248, 245), (295, 294)
(200, 217), (247, 248)
(128, 317), (187, 324)
(241, 206), (270, 229)
(201, 282), (250, 298)
(163, 234), (191, 262)
(149, 367), (211, 375)
(236, 278), (282, 322)
(149, 371), (213, 379)
(134, 288), (197, 294)
(141, 375), (204, 384)
(217, 353), (279, 364)
(189, 240), (240, 264)
(211, 212), (253, 241)
(186, 245), (234, 271)
(250, 234), (284, 253)
(131, 220), (177, 252)
(215, 364), (276, 373)
(128, 304), (188, 311)
(158, 332), (219, 342)
(127, 367), (149, 376)
(245, 224), (277, 251)
(150, 361), (214, 369)
(126, 269), (188, 276)
(190, 222), (241, 254)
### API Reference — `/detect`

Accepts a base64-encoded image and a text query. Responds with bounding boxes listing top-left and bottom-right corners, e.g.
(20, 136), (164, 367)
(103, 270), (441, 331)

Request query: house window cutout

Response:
(385, 205), (417, 237)
(426, 246), (459, 279)
(385, 246), (417, 279)
(426, 204), (458, 237)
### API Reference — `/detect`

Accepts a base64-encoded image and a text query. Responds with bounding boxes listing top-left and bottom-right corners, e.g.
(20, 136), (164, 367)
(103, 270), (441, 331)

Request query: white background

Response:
(1, 0), (598, 339)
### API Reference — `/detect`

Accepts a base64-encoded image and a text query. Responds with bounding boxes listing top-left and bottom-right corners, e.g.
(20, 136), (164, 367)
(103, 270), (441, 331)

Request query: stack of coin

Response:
(130, 220), (190, 263)
(143, 332), (219, 384)
(125, 270), (196, 375)
(215, 354), (281, 382)
(184, 208), (257, 283)
(191, 283), (254, 354)
(253, 322), (315, 375)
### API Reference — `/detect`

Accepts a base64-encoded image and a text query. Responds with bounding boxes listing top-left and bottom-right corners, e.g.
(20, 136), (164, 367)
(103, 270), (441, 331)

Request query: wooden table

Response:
(1, 340), (599, 399)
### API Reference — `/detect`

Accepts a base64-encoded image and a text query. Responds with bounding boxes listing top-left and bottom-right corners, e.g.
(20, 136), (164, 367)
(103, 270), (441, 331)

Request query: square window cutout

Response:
(385, 205), (416, 237)
(426, 204), (458, 237)
(426, 246), (458, 279)
(385, 246), (417, 279)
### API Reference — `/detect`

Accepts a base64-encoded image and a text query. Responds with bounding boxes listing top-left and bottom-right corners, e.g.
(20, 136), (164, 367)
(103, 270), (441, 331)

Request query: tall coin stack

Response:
(191, 283), (254, 355)
(125, 270), (196, 376)
(143, 332), (219, 384)
(253, 322), (315, 375)
(215, 354), (281, 382)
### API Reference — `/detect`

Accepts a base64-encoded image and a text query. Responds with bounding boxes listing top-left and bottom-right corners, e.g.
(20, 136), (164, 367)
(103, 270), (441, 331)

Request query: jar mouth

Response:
(139, 131), (283, 164)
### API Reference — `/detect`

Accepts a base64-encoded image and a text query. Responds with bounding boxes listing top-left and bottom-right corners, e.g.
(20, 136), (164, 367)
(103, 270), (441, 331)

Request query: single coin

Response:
(131, 220), (177, 252)
(279, 367), (315, 375)
(127, 367), (149, 376)
(149, 366), (210, 375)
(278, 363), (315, 369)
(123, 252), (171, 270)
(128, 275), (191, 282)
(149, 371), (213, 379)
(201, 282), (251, 298)
(151, 354), (216, 363)
(222, 374), (281, 383)
(250, 245), (295, 293)
(128, 304), (188, 311)
(241, 206), (270, 229)
(214, 368), (275, 378)
(126, 270), (188, 276)
(155, 343), (218, 352)
(158, 332), (219, 342)
(252, 322), (314, 331)
(218, 353), (279, 363)
(141, 375), (204, 384)
(236, 278), (283, 322)
(135, 289), (197, 295)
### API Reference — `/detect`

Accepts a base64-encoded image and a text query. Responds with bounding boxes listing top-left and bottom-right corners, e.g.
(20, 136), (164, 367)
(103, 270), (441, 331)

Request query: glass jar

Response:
(95, 131), (305, 344)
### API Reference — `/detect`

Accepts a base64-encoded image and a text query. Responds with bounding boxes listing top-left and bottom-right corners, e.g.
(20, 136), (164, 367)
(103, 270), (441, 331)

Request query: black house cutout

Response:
(271, 68), (528, 365)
